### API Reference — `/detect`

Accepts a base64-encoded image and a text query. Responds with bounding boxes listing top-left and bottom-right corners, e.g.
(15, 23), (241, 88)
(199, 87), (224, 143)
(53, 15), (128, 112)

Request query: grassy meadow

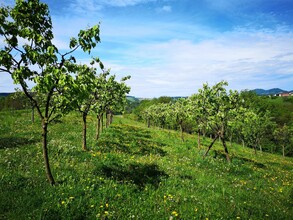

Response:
(0, 110), (292, 219)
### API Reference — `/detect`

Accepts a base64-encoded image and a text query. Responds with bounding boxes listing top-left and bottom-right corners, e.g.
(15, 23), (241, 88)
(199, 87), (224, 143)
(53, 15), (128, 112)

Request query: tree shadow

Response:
(96, 129), (167, 157)
(97, 162), (168, 189)
(134, 145), (167, 156)
(0, 137), (38, 149)
(233, 155), (266, 168)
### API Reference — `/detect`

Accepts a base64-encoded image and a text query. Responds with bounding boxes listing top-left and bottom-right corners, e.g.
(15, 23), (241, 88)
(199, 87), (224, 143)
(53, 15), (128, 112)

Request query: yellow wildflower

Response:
(171, 211), (178, 217)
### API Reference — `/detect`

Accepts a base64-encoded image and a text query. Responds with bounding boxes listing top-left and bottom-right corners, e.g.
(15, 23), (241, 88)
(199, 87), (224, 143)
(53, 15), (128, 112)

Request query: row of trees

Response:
(141, 81), (293, 160)
(0, 0), (130, 184)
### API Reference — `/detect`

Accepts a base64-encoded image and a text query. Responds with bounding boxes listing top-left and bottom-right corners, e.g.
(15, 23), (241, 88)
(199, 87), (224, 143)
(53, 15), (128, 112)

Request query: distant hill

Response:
(0, 93), (12, 97)
(126, 96), (140, 102)
(251, 88), (288, 96)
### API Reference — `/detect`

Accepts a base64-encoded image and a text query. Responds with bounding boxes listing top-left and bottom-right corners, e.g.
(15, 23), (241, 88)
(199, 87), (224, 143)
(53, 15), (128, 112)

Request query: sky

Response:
(1, 0), (293, 98)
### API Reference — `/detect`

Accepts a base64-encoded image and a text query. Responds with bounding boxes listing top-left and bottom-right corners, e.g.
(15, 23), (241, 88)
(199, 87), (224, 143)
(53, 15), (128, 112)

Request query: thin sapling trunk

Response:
(203, 134), (219, 158)
(82, 112), (88, 151)
(42, 120), (55, 185)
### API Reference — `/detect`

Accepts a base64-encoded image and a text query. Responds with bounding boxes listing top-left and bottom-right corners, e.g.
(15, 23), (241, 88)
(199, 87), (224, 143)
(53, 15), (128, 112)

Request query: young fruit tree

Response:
(0, 0), (101, 185)
(199, 81), (241, 162)
(188, 93), (209, 149)
(92, 71), (130, 139)
(273, 124), (292, 157)
(241, 110), (275, 154)
(104, 75), (131, 128)
(67, 59), (104, 151)
(169, 99), (188, 142)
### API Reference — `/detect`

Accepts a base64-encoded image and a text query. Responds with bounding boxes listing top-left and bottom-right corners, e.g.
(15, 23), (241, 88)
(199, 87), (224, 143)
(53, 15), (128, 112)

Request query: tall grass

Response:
(0, 111), (292, 219)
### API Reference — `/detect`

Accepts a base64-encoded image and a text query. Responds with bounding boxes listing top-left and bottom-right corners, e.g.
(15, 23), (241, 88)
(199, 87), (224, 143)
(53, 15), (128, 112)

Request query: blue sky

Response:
(1, 0), (293, 97)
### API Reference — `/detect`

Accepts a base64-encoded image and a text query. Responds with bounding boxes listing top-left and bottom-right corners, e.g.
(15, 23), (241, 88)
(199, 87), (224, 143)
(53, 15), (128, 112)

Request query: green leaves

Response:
(78, 24), (101, 54)
(69, 37), (78, 49)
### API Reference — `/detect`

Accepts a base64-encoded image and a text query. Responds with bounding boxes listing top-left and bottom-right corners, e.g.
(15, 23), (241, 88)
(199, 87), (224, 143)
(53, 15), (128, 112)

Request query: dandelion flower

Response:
(171, 211), (178, 217)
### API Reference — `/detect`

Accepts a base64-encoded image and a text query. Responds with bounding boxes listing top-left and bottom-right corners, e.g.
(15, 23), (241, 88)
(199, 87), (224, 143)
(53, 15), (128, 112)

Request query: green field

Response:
(0, 110), (292, 219)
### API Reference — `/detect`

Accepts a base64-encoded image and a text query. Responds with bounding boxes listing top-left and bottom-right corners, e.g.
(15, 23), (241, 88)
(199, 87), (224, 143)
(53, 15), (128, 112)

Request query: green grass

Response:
(0, 111), (292, 219)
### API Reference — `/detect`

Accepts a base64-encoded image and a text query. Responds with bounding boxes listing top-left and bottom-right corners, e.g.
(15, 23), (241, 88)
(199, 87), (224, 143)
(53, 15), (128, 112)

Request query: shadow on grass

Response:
(233, 155), (266, 168)
(134, 145), (167, 156)
(96, 162), (168, 189)
(96, 125), (167, 157)
(0, 137), (38, 149)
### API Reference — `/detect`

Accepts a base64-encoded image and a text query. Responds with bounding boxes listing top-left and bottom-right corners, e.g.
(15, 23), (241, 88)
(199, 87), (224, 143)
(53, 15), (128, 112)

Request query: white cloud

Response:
(69, 0), (156, 13)
(156, 5), (172, 13)
(101, 0), (156, 7)
(96, 28), (293, 97)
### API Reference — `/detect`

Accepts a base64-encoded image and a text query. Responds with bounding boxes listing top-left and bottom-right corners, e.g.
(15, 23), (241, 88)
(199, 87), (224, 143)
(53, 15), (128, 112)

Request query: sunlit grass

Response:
(0, 111), (292, 219)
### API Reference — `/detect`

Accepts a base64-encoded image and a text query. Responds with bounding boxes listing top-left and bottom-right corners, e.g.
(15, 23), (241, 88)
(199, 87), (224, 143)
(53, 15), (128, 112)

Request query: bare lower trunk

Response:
(42, 120), (55, 185)
(106, 113), (109, 128)
(180, 122), (184, 142)
(101, 113), (104, 132)
(96, 115), (101, 140)
(197, 130), (201, 149)
(282, 145), (285, 157)
(82, 112), (87, 151)
(203, 134), (219, 158)
(221, 138), (231, 162)
(230, 135), (232, 148)
(31, 105), (35, 123)
(147, 118), (150, 128)
(110, 112), (113, 125)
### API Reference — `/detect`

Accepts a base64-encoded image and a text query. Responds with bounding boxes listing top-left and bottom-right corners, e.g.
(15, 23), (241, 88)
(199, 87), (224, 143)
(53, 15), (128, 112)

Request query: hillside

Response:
(0, 93), (12, 97)
(0, 110), (292, 219)
(252, 88), (290, 95)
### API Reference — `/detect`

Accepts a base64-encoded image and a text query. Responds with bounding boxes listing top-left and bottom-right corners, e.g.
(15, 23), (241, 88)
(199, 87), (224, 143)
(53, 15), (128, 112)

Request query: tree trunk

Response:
(106, 114), (109, 128)
(106, 111), (110, 128)
(282, 145), (285, 157)
(109, 111), (113, 125)
(101, 113), (104, 132)
(96, 115), (101, 140)
(82, 112), (87, 151)
(179, 122), (184, 142)
(221, 138), (231, 162)
(197, 129), (201, 149)
(230, 135), (232, 148)
(42, 120), (55, 185)
(147, 118), (150, 128)
(31, 105), (35, 123)
(254, 145), (257, 155)
(203, 134), (219, 158)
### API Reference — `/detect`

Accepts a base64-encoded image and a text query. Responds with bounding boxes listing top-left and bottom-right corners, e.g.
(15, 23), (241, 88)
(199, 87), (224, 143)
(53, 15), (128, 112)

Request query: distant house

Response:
(275, 92), (293, 97)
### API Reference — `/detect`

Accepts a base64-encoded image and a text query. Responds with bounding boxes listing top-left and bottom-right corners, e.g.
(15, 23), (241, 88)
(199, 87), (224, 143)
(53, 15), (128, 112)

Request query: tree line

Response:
(133, 82), (293, 159)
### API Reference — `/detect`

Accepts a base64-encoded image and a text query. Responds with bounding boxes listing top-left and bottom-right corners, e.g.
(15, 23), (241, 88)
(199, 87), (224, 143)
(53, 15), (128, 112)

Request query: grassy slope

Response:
(0, 110), (292, 219)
